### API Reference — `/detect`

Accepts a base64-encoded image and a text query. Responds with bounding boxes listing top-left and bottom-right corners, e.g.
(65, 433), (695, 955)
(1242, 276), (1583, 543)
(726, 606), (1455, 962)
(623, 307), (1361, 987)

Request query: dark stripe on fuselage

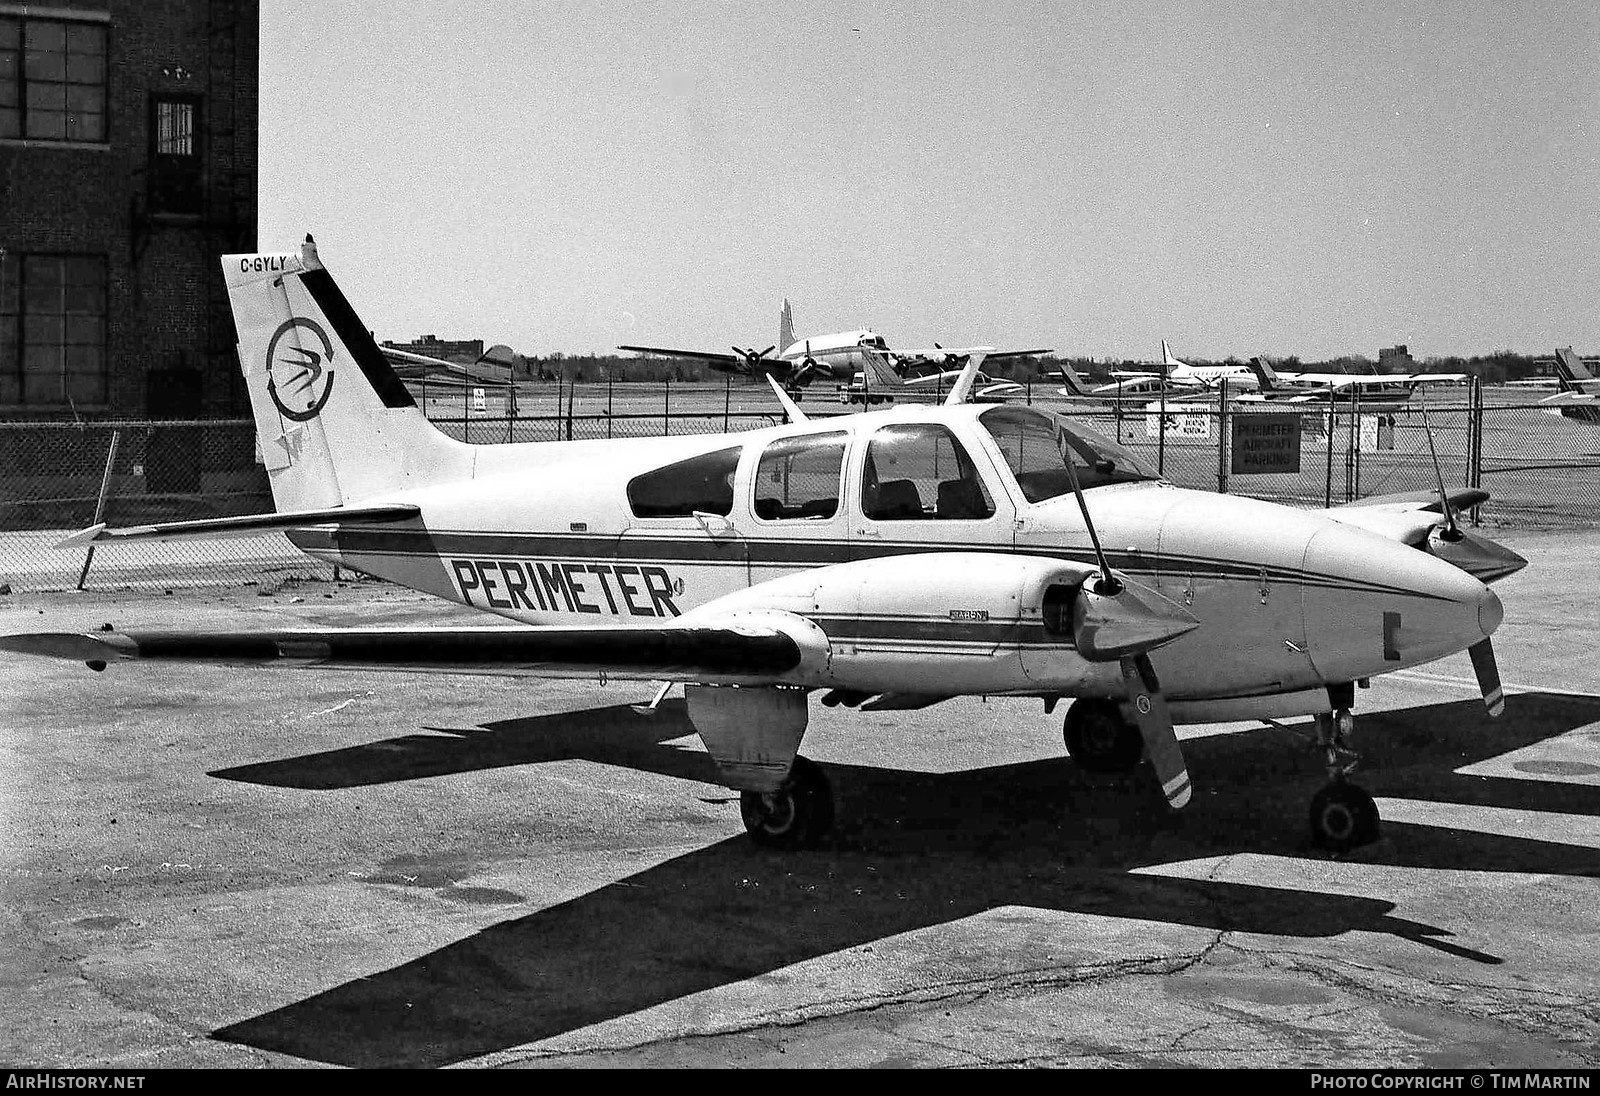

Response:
(298, 267), (417, 410)
(288, 525), (1452, 603)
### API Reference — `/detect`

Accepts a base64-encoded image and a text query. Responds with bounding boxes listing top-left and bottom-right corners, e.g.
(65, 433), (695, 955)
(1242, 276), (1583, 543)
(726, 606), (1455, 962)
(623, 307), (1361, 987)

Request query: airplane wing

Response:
(0, 623), (803, 682)
(56, 504), (422, 547)
(1331, 488), (1490, 514)
(1323, 489), (1524, 584)
(616, 345), (746, 367)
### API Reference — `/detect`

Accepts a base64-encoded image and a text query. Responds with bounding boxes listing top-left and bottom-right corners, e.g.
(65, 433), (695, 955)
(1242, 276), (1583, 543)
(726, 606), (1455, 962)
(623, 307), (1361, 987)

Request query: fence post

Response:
(1347, 385), (1362, 502)
(76, 428), (121, 591)
(1215, 378), (1228, 493)
(663, 376), (671, 436)
(1323, 389), (1336, 507)
(1469, 376), (1484, 526)
(607, 370), (614, 439)
(1157, 373), (1167, 476)
(724, 374), (731, 432)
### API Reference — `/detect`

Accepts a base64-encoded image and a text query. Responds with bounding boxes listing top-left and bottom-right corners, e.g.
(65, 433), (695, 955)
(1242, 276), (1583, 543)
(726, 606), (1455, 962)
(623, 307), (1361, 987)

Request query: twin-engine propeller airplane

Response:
(0, 238), (1528, 854)
(620, 299), (1048, 392)
(1244, 356), (1467, 404)
(1539, 347), (1600, 424)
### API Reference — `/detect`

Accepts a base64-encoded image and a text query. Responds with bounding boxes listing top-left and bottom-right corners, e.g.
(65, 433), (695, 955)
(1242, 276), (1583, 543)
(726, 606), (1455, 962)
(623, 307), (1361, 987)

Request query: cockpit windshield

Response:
(978, 405), (1160, 502)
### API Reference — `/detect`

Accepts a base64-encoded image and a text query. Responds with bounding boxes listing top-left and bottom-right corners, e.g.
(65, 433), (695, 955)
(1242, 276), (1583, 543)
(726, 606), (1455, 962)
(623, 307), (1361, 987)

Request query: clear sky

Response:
(260, 1), (1600, 363)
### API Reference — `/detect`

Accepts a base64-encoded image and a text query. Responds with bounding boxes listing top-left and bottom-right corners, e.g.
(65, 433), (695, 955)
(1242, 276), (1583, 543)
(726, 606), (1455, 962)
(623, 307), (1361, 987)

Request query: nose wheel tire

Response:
(1309, 780), (1380, 852)
(740, 756), (834, 849)
(1063, 699), (1144, 774)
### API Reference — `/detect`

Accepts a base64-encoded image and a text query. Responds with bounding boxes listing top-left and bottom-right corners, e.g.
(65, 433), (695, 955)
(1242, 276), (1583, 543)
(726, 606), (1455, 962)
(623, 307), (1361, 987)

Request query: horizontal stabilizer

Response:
(0, 624), (803, 680)
(57, 504), (422, 548)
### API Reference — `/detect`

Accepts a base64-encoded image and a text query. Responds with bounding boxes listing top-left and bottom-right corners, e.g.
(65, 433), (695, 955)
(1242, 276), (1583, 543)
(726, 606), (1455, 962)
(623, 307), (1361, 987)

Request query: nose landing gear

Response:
(1309, 707), (1380, 852)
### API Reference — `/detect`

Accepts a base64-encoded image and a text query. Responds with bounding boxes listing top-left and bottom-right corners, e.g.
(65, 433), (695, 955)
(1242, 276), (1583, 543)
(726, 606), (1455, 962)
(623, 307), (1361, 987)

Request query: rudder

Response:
(223, 237), (471, 510)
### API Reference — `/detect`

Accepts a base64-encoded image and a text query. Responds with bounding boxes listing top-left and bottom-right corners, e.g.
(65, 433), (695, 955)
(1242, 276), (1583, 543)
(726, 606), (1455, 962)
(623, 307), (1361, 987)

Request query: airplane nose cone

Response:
(1301, 521), (1498, 681)
(1478, 583), (1503, 637)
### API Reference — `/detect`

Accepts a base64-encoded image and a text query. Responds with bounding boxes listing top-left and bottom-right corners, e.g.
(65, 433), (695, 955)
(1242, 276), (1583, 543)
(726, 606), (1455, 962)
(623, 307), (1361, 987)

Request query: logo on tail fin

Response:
(266, 317), (336, 421)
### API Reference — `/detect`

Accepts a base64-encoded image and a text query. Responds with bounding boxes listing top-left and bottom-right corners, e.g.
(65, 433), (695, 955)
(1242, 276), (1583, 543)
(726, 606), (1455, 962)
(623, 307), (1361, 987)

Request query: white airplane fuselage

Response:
(292, 403), (1497, 711)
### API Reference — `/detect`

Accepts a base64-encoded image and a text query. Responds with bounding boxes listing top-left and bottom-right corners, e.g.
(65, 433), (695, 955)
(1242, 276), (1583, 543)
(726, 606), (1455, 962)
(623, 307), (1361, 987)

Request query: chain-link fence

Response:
(2, 382), (1595, 593)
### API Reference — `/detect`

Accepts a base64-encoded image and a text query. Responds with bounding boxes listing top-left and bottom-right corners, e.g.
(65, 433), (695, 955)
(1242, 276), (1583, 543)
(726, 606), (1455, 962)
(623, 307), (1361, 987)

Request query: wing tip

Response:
(57, 523), (109, 549)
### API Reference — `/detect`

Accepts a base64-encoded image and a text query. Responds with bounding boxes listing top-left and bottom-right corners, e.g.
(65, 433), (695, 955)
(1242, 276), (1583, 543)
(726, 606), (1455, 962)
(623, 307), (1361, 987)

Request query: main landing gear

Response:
(740, 756), (834, 850)
(1309, 706), (1380, 853)
(1062, 698), (1144, 773)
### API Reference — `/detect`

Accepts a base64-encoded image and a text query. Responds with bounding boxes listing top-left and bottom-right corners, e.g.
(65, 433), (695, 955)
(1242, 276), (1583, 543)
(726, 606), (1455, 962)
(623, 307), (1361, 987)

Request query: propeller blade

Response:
(1468, 638), (1504, 717)
(1120, 653), (1191, 809)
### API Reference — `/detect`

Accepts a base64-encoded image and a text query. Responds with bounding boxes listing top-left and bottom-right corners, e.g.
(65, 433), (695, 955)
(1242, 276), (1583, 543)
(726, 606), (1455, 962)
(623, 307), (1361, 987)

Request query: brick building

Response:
(0, 1), (258, 422)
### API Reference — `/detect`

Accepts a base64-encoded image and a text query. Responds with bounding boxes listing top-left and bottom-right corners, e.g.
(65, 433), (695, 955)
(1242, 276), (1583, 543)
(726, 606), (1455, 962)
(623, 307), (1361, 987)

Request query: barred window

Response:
(0, 15), (107, 143)
(150, 96), (202, 212)
(0, 254), (108, 407)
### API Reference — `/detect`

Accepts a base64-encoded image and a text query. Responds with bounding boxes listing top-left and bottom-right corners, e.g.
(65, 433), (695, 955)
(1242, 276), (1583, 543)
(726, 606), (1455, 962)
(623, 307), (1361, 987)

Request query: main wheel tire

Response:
(1309, 781), (1380, 852)
(1063, 699), (1144, 773)
(740, 756), (834, 849)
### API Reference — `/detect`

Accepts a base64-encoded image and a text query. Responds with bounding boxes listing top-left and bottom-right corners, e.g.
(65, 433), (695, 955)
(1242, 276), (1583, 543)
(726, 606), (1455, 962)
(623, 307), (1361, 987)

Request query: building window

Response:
(150, 95), (202, 213)
(0, 253), (108, 407)
(0, 15), (108, 143)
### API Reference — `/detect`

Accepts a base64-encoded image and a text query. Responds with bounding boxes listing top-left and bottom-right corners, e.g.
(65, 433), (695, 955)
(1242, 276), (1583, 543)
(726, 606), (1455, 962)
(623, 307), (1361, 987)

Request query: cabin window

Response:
(627, 446), (740, 518)
(753, 431), (846, 520)
(860, 424), (994, 521)
(980, 405), (1158, 501)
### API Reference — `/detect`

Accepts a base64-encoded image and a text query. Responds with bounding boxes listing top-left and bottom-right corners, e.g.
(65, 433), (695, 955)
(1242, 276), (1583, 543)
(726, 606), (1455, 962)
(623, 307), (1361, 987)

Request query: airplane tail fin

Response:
(778, 299), (796, 357)
(1161, 340), (1185, 369)
(1057, 362), (1095, 397)
(1554, 347), (1597, 392)
(859, 347), (903, 390)
(1247, 356), (1280, 390)
(222, 236), (472, 511)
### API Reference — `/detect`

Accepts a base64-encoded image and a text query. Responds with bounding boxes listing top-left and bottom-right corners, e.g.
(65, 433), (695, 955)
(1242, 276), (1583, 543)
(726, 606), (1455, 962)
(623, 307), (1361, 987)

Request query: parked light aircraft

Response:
(1053, 361), (1213, 403)
(381, 343), (518, 390)
(1063, 343), (1259, 399)
(0, 237), (1528, 855)
(837, 347), (1026, 405)
(1539, 347), (1600, 424)
(620, 299), (1048, 392)
(1245, 357), (1466, 404)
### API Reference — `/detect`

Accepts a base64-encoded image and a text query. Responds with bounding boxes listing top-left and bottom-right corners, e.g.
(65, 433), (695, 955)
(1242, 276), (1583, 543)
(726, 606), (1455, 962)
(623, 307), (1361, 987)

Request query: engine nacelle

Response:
(687, 552), (1189, 696)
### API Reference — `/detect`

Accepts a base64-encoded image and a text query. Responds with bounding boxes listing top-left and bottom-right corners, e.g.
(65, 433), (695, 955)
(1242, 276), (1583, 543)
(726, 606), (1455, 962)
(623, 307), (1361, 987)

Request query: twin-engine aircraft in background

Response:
(1, 238), (1527, 855)
(1244, 357), (1467, 404)
(1053, 342), (1258, 401)
(1539, 347), (1600, 424)
(620, 298), (1049, 393)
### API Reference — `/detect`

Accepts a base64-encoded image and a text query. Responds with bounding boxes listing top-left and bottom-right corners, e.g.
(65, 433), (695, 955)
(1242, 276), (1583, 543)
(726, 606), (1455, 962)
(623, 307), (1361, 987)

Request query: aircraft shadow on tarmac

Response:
(211, 693), (1600, 1068)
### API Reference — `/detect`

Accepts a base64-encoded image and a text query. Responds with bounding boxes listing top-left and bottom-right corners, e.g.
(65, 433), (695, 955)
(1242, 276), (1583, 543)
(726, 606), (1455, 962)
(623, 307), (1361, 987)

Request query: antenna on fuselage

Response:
(941, 351), (988, 406)
(1416, 389), (1460, 542)
(1060, 437), (1120, 595)
(765, 374), (809, 424)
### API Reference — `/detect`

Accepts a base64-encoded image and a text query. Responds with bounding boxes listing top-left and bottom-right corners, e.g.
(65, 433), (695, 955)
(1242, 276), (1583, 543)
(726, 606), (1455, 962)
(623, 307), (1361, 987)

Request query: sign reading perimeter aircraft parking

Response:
(1231, 413), (1301, 474)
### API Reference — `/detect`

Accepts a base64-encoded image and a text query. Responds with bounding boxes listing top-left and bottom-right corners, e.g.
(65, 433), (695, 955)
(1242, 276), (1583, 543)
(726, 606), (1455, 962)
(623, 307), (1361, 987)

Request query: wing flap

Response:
(0, 624), (802, 680)
(57, 504), (422, 547)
